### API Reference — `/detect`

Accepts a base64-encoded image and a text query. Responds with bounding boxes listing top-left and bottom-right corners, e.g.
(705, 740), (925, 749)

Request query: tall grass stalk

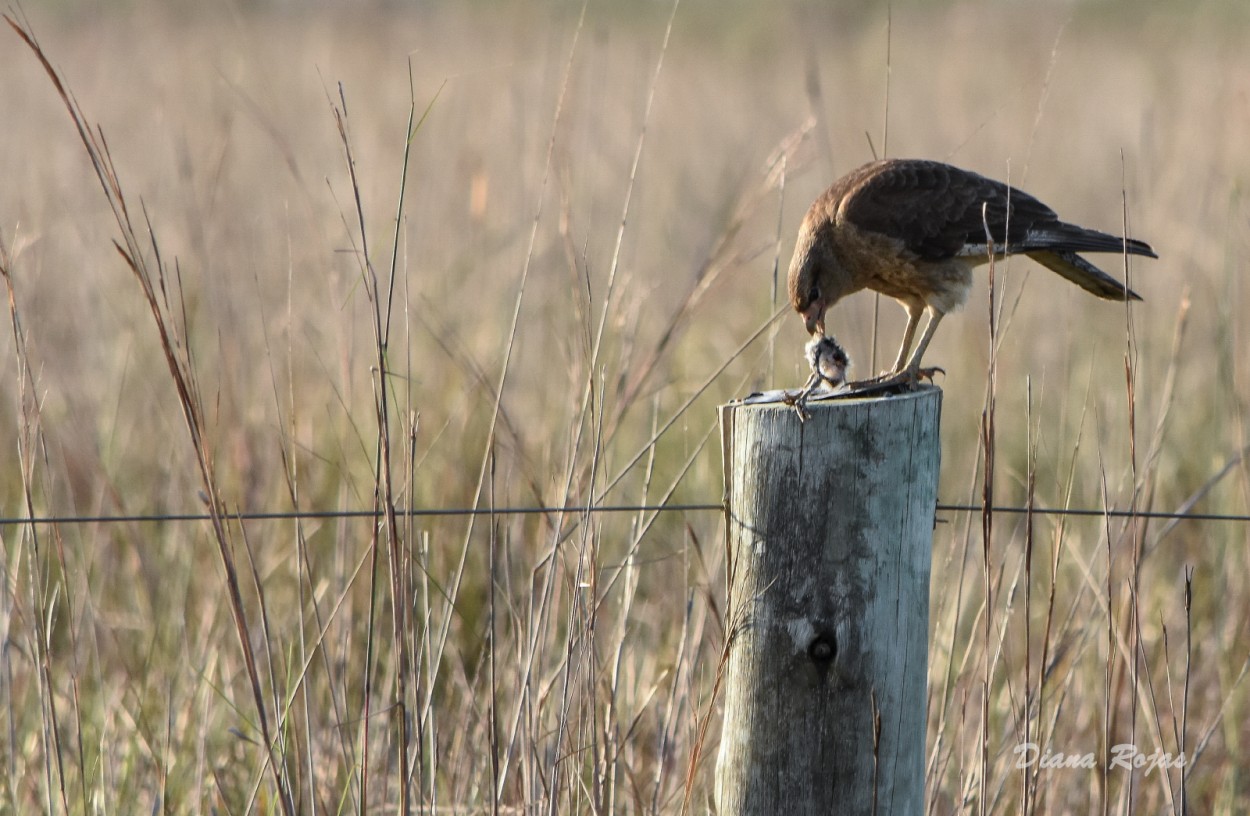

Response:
(6, 12), (298, 815)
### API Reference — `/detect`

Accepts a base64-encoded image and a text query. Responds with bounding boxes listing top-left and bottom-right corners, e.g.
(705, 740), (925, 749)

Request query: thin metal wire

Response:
(0, 502), (1248, 527)
(935, 504), (1250, 523)
(0, 504), (723, 526)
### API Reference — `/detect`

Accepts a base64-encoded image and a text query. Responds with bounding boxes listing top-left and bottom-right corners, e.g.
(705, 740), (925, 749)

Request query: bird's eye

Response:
(807, 284), (821, 306)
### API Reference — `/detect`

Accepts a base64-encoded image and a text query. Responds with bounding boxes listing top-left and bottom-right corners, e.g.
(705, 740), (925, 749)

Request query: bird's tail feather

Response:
(1022, 224), (1157, 259)
(1029, 250), (1143, 301)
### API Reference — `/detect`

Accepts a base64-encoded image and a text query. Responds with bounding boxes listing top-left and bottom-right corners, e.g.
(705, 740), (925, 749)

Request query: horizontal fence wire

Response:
(1, 503), (1249, 526)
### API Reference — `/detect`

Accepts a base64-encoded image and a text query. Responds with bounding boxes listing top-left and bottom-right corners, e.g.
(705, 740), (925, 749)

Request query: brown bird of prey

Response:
(788, 158), (1156, 388)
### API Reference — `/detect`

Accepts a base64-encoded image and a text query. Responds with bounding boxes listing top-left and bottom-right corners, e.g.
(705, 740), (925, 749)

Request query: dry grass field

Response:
(2, 0), (1249, 812)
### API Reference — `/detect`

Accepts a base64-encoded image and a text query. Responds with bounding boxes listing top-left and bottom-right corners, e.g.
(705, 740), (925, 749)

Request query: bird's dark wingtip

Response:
(1126, 238), (1158, 259)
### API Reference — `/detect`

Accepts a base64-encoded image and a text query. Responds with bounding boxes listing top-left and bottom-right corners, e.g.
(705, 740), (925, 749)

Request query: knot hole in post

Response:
(807, 631), (837, 664)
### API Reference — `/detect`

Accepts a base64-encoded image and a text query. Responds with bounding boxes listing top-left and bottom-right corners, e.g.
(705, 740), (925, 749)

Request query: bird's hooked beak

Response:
(801, 301), (826, 336)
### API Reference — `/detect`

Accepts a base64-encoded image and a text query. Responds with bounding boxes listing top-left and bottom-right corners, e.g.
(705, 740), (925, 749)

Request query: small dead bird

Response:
(804, 334), (849, 392)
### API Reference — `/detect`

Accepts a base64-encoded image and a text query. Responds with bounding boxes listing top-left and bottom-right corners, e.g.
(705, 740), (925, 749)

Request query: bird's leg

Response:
(848, 306), (946, 393)
(787, 371), (820, 421)
(890, 302), (926, 373)
(851, 302), (924, 390)
(901, 306), (946, 379)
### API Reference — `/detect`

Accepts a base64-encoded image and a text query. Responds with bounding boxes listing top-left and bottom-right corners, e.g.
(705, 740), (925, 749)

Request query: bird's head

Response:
(787, 221), (841, 336)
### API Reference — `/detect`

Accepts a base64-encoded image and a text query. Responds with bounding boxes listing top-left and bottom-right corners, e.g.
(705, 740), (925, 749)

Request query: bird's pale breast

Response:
(833, 219), (974, 312)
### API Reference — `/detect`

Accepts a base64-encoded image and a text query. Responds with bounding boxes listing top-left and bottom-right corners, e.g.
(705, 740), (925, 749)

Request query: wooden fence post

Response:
(715, 386), (942, 815)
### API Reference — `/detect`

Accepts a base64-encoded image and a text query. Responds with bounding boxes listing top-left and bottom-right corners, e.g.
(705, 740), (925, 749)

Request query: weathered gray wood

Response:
(715, 387), (942, 816)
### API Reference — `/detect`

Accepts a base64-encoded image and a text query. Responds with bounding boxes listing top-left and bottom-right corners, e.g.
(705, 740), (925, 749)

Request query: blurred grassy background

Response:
(1, 0), (1248, 812)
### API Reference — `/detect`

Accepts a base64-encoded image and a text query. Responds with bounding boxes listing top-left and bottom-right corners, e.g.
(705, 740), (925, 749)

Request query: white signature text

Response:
(1013, 742), (1186, 776)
